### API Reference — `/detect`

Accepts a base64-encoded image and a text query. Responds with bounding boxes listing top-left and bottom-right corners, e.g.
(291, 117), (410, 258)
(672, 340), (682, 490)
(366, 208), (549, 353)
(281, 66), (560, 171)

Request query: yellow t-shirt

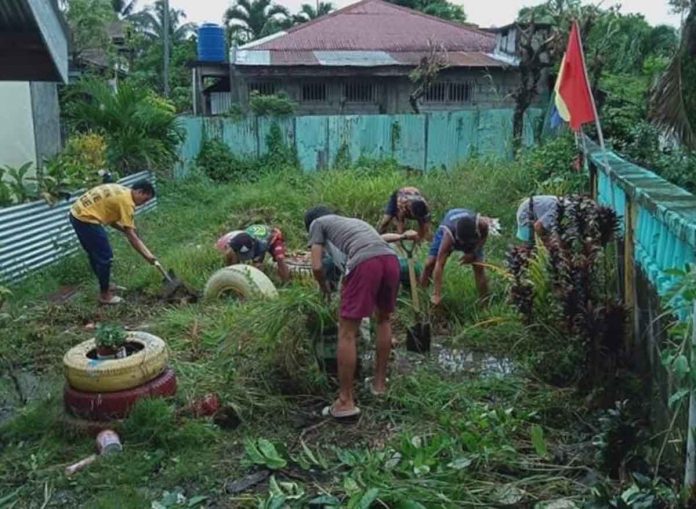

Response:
(70, 184), (136, 228)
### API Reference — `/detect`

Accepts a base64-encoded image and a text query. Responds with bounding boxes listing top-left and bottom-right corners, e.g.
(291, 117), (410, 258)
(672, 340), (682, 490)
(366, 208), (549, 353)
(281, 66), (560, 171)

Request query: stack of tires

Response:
(63, 331), (176, 421)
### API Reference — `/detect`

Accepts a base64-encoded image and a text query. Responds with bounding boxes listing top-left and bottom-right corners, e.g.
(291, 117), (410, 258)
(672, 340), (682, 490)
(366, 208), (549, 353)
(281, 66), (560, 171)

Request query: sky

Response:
(140, 0), (682, 28)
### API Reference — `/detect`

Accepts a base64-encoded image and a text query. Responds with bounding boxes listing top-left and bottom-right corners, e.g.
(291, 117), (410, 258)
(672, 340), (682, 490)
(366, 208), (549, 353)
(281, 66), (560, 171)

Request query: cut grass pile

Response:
(1, 161), (605, 507)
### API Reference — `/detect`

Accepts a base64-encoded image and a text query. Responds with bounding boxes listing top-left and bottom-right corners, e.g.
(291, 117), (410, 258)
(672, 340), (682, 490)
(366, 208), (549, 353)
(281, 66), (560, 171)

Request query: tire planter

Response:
(64, 368), (177, 421)
(204, 264), (278, 300)
(63, 331), (168, 393)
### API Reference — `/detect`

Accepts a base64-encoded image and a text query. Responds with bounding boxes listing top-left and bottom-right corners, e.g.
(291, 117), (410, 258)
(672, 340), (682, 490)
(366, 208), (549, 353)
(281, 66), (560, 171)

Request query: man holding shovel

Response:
(304, 206), (417, 420)
(421, 209), (500, 306)
(70, 181), (157, 305)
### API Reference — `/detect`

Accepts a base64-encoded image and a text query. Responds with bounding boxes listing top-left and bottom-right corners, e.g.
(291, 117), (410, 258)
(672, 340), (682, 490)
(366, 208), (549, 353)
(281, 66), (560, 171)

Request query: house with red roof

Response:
(194, 0), (542, 116)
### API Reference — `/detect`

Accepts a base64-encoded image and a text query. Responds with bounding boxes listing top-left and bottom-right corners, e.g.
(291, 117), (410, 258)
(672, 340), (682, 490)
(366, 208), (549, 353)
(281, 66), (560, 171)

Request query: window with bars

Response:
(302, 82), (326, 102)
(344, 82), (374, 102)
(449, 82), (473, 102)
(248, 82), (275, 96)
(424, 82), (446, 102)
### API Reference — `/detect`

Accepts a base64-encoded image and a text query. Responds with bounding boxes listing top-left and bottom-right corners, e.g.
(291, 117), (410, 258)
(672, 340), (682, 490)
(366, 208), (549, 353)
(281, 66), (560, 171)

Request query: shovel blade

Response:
(406, 322), (431, 354)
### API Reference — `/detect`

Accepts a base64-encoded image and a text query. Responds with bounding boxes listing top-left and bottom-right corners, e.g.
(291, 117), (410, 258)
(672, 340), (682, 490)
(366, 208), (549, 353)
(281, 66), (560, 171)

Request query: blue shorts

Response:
(428, 226), (484, 260)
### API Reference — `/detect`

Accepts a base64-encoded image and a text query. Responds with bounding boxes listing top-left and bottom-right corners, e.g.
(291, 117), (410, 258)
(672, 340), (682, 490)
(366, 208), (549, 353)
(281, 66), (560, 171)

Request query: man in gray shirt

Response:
(516, 195), (566, 243)
(305, 206), (417, 420)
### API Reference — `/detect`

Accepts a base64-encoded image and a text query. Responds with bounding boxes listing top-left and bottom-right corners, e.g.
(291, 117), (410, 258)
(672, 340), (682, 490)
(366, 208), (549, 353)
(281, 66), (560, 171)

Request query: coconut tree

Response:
(224, 0), (291, 44)
(650, 0), (696, 149)
(132, 0), (195, 42)
(293, 2), (334, 24)
(111, 0), (138, 18)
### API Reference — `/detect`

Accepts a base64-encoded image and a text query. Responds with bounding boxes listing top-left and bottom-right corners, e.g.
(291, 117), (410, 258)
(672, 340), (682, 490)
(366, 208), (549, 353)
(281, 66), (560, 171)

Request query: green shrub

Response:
(249, 91), (296, 116)
(517, 134), (586, 194)
(195, 138), (259, 183)
(64, 79), (183, 175)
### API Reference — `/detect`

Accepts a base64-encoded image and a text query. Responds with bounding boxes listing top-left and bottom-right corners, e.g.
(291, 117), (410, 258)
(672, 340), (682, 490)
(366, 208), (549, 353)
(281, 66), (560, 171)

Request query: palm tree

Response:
(293, 2), (334, 24)
(132, 0), (195, 42)
(112, 0), (138, 18)
(224, 0), (290, 44)
(650, 0), (696, 149)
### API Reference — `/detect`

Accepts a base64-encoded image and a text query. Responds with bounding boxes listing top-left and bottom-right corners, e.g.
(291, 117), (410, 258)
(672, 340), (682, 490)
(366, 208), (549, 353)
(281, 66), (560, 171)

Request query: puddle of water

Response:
(360, 342), (514, 378)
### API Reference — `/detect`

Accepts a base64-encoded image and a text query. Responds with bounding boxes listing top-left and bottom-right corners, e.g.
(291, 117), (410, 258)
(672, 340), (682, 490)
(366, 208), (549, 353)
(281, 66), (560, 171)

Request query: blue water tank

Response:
(197, 23), (226, 62)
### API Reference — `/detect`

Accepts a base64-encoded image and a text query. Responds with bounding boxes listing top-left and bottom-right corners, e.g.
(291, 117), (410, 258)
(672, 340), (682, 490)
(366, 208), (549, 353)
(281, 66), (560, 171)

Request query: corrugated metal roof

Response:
(0, 0), (36, 32)
(235, 50), (507, 68)
(249, 0), (495, 52)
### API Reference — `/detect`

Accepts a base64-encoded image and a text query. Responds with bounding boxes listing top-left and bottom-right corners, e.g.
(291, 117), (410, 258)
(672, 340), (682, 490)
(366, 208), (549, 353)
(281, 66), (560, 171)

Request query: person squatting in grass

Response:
(421, 208), (501, 306)
(304, 206), (418, 420)
(215, 224), (291, 282)
(377, 186), (432, 241)
(69, 181), (157, 305)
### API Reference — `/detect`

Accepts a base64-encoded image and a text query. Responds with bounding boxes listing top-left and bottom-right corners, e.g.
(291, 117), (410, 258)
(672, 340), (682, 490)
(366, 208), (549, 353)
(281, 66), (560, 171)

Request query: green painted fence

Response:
(175, 108), (544, 177)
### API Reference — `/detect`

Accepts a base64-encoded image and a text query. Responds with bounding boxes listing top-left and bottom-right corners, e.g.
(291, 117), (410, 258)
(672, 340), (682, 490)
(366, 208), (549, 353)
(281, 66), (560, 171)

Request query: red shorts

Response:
(340, 255), (400, 320)
(268, 229), (286, 261)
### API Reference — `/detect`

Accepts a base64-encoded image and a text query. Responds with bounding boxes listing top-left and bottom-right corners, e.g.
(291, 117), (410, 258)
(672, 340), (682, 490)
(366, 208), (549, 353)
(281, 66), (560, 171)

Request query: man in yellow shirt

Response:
(69, 181), (157, 304)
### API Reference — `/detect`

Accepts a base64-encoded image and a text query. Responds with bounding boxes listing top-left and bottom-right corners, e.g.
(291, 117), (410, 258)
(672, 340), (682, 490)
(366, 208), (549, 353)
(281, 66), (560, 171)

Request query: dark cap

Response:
(229, 232), (255, 260)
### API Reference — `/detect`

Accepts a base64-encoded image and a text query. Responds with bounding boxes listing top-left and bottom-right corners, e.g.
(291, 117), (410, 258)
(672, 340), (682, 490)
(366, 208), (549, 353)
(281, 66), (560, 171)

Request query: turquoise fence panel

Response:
(296, 116), (329, 171)
(426, 111), (478, 170)
(523, 108), (544, 147)
(175, 117), (203, 179)
(222, 117), (257, 158)
(258, 117), (295, 157)
(176, 108), (543, 175)
(586, 137), (696, 309)
(477, 109), (514, 158)
(390, 114), (426, 170)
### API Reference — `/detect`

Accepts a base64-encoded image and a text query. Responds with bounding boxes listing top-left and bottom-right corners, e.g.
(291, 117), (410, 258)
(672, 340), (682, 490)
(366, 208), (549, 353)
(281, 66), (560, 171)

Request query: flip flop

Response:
(364, 377), (389, 397)
(98, 295), (123, 305)
(321, 404), (361, 421)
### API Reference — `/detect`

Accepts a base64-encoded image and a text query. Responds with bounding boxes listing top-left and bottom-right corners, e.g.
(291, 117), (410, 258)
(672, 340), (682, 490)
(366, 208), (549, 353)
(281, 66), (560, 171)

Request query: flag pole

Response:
(574, 20), (610, 172)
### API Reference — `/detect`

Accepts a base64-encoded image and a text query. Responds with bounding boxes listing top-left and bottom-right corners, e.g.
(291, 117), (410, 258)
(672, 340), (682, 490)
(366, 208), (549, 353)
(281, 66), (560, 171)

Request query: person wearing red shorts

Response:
(305, 206), (417, 420)
(215, 224), (290, 282)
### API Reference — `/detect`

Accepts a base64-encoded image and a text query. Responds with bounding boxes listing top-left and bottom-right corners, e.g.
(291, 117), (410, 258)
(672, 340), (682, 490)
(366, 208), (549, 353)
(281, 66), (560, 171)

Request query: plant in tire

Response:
(95, 323), (128, 357)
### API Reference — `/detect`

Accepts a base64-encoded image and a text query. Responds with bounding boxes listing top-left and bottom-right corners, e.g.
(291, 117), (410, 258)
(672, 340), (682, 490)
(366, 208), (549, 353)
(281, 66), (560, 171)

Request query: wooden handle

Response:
(407, 255), (419, 313)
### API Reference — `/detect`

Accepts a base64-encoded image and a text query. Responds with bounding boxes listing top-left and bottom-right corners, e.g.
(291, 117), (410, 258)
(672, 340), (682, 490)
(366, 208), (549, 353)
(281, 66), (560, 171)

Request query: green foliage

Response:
(195, 138), (258, 183)
(64, 79), (183, 175)
(385, 0), (466, 22)
(584, 472), (678, 508)
(95, 322), (128, 349)
(518, 134), (586, 194)
(249, 91), (296, 116)
(244, 438), (287, 469)
(225, 0), (291, 44)
(0, 162), (37, 205)
(63, 0), (118, 59)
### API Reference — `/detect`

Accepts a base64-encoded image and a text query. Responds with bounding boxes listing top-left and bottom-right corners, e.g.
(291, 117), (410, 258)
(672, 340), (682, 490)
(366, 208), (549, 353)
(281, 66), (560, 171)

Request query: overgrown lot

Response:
(0, 159), (670, 508)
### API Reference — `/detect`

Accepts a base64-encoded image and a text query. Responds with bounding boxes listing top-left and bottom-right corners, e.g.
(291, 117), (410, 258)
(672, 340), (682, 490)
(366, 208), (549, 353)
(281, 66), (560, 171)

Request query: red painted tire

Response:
(64, 368), (177, 421)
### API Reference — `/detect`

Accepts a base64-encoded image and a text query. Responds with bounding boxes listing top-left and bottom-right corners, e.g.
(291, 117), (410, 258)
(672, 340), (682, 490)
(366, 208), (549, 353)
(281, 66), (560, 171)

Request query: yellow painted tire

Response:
(63, 331), (168, 393)
(204, 265), (278, 300)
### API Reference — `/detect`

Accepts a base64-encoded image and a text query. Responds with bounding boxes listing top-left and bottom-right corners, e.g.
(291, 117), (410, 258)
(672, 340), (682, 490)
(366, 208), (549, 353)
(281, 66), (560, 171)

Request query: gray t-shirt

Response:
(516, 196), (564, 231)
(308, 215), (395, 274)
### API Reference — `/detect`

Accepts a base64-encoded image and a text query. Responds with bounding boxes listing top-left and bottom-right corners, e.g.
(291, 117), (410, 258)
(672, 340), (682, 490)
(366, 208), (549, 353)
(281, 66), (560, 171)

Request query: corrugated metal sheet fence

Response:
(0, 171), (157, 285)
(175, 108), (544, 176)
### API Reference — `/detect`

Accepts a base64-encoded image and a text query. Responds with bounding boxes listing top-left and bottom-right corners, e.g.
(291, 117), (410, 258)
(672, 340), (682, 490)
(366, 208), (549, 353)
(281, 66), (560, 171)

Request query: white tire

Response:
(204, 264), (278, 300)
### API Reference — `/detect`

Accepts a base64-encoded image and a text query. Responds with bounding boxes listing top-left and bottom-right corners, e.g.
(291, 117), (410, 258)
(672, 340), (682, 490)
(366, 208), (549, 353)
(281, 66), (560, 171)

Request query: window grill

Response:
(449, 82), (473, 102)
(424, 82), (446, 102)
(248, 82), (275, 96)
(344, 82), (374, 102)
(302, 83), (327, 102)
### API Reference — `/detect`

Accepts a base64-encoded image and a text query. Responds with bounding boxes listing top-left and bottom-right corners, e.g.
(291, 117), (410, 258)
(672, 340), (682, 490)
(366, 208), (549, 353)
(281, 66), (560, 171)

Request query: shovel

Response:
(154, 261), (199, 303)
(400, 240), (431, 353)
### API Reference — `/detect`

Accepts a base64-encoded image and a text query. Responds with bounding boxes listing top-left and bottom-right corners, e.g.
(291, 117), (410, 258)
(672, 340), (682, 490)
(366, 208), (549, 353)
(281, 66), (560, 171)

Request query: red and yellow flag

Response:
(554, 21), (596, 132)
